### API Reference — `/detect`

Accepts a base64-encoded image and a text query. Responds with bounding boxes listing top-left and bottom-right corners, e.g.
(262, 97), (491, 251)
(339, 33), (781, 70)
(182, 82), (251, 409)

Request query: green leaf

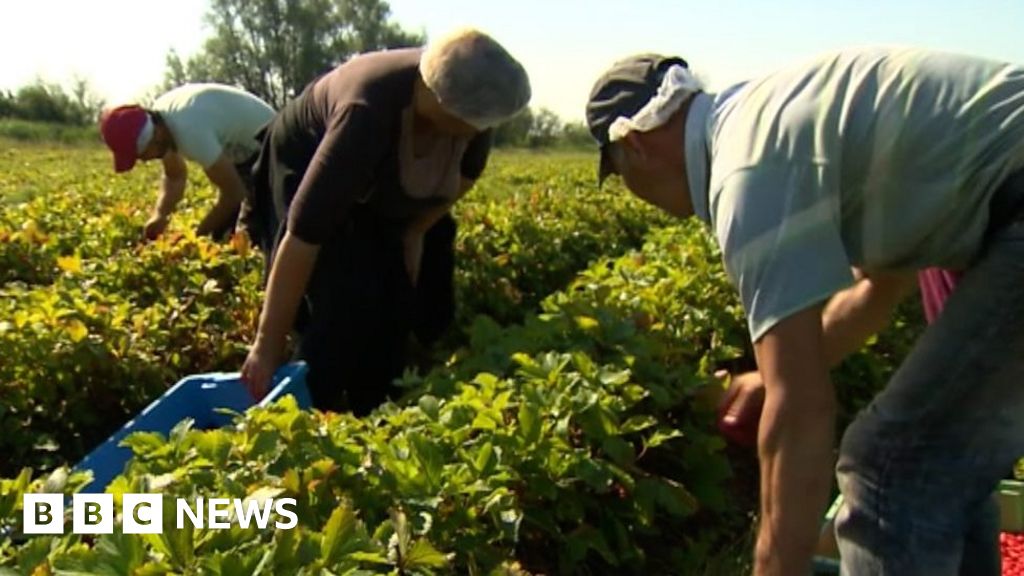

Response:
(598, 369), (631, 387)
(119, 431), (168, 457)
(191, 429), (233, 465)
(199, 550), (263, 576)
(94, 531), (146, 575)
(409, 434), (445, 491)
(517, 402), (541, 445)
(620, 415), (657, 435)
(390, 508), (411, 562)
(134, 561), (175, 576)
(169, 418), (194, 443)
(148, 497), (194, 568)
(509, 354), (534, 369)
(635, 477), (698, 520)
(65, 318), (88, 342)
(322, 503), (356, 564)
(474, 442), (496, 475)
(43, 466), (69, 493)
(574, 315), (599, 330)
(403, 538), (450, 570)
(656, 478), (698, 517)
(566, 524), (617, 566)
(347, 551), (391, 565)
(472, 373), (500, 388)
(644, 428), (684, 450)
(270, 526), (302, 571)
(245, 429), (282, 460)
(601, 437), (635, 467)
(15, 536), (53, 575)
(577, 405), (618, 440)
(281, 468), (301, 495)
(471, 412), (498, 430)
(417, 395), (440, 420)
(320, 501), (370, 565)
(575, 459), (612, 492)
(0, 468), (32, 519)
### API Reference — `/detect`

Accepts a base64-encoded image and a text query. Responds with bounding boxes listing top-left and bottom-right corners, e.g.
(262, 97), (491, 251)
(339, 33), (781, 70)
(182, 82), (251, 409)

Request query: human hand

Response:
(715, 370), (765, 448)
(240, 338), (282, 401)
(143, 215), (169, 241)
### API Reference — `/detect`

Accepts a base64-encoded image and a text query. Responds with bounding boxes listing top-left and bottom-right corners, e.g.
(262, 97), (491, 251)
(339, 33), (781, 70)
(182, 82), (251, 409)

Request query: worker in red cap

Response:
(99, 83), (275, 242)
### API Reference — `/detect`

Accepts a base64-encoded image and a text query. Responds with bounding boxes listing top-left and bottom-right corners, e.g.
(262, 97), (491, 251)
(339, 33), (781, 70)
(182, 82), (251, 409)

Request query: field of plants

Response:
(0, 142), (931, 574)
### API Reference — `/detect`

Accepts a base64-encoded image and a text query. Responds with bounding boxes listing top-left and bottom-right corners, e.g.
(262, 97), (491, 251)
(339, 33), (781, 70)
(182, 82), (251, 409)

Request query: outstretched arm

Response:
(144, 152), (188, 240)
(752, 305), (836, 576)
(717, 270), (916, 445)
(241, 231), (320, 398)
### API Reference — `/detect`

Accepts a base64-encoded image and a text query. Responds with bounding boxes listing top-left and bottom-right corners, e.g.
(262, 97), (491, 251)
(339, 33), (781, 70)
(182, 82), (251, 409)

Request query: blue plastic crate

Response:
(72, 362), (310, 493)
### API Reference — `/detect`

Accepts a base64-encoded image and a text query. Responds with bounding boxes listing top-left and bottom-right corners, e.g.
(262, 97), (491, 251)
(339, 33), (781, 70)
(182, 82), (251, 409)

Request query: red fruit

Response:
(716, 380), (761, 448)
(717, 412), (758, 448)
(1000, 531), (1024, 575)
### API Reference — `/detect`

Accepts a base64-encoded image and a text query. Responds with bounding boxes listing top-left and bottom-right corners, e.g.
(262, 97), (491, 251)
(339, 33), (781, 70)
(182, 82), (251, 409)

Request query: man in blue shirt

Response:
(586, 47), (1024, 575)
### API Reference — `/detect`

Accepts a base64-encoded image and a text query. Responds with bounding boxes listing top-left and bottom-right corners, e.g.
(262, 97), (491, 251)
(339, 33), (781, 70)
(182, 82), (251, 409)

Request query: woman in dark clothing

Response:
(241, 28), (531, 414)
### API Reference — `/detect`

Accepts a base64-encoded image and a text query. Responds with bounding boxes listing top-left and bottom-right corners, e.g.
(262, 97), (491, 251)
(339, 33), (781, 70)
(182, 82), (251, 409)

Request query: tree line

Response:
(0, 78), (105, 127)
(1, 0), (594, 149)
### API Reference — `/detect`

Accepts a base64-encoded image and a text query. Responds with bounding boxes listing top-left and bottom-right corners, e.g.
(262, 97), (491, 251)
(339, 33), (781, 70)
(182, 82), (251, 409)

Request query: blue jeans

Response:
(834, 218), (1024, 574)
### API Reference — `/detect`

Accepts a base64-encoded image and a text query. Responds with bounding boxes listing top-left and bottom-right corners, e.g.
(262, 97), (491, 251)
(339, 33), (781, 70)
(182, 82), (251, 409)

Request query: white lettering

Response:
(176, 497), (204, 529)
(274, 498), (298, 529)
(208, 498), (232, 529)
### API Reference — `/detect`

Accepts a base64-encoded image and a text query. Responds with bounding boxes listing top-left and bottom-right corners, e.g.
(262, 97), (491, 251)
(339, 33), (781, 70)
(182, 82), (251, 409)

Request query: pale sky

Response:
(2, 0), (1023, 121)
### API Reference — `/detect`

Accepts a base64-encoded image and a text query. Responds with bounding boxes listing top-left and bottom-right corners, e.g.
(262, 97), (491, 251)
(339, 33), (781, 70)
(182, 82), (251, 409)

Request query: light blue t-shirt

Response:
(686, 47), (1024, 341)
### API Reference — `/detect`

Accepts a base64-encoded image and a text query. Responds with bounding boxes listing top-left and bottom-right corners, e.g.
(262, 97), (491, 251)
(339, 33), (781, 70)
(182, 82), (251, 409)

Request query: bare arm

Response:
(753, 305), (837, 576)
(156, 152), (188, 217)
(197, 154), (248, 238)
(241, 231), (320, 398)
(718, 270), (916, 446)
(821, 269), (917, 367)
(144, 152), (188, 239)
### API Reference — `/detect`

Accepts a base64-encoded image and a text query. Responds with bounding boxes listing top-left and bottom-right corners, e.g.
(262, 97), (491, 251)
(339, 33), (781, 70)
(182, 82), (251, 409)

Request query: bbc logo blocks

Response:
(24, 494), (163, 535)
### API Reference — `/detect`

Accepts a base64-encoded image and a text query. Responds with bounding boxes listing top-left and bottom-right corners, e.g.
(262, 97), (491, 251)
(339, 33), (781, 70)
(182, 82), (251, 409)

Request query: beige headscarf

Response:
(419, 28), (531, 131)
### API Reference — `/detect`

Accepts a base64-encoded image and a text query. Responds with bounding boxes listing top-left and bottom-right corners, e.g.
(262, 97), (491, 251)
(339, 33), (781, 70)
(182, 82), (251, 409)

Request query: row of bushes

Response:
(1, 218), (928, 574)
(1, 142), (934, 573)
(0, 222), (744, 574)
(0, 150), (668, 475)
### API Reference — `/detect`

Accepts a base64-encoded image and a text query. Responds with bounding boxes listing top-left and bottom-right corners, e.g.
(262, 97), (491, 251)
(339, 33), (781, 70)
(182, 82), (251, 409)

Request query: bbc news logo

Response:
(23, 494), (298, 534)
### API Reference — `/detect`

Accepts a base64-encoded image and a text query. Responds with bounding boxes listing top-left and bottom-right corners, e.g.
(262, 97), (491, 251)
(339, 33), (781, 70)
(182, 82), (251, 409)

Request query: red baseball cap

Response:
(99, 105), (152, 173)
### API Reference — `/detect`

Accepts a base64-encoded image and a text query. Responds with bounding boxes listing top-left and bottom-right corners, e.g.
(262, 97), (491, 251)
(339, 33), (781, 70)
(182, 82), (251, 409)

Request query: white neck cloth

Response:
(136, 115), (154, 154)
(607, 64), (702, 142)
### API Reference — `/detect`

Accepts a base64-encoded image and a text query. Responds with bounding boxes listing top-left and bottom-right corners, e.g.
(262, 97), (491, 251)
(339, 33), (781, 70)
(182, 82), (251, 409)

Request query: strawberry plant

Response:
(452, 153), (671, 331)
(0, 143), (971, 574)
(0, 221), (734, 573)
(0, 147), (668, 475)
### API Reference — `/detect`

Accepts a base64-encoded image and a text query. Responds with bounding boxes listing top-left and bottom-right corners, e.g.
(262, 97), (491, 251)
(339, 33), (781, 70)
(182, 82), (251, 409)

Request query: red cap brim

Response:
(113, 151), (137, 173)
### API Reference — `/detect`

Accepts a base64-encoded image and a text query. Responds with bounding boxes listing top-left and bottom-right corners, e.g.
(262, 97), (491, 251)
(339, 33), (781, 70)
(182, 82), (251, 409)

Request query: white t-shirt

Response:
(151, 84), (275, 168)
